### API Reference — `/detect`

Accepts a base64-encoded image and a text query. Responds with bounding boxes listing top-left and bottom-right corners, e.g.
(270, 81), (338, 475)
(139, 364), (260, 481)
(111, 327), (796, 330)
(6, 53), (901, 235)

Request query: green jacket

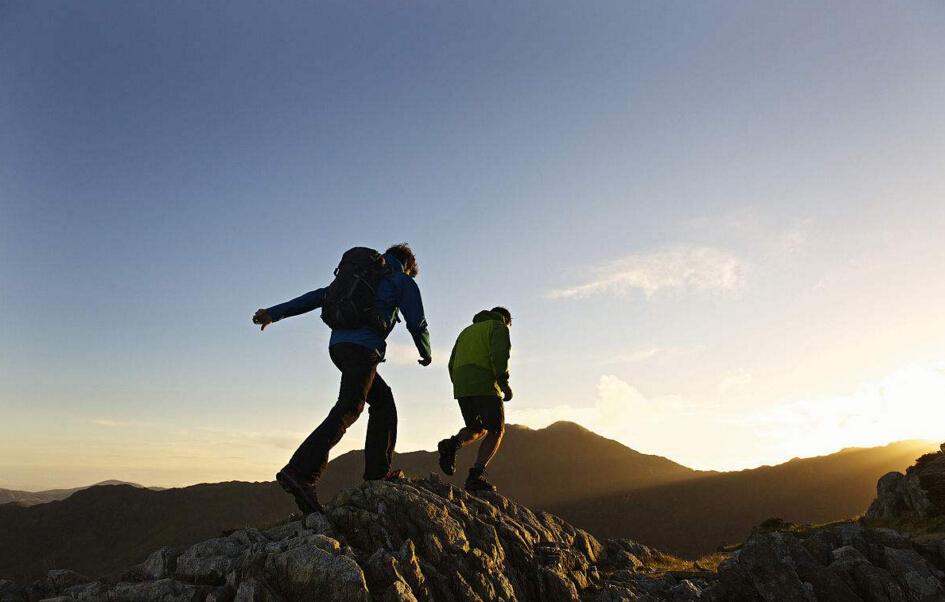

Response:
(448, 310), (511, 399)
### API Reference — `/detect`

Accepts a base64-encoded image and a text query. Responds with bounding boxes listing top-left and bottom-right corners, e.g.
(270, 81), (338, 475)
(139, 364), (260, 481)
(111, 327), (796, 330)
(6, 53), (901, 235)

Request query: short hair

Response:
(386, 243), (418, 277)
(491, 306), (512, 324)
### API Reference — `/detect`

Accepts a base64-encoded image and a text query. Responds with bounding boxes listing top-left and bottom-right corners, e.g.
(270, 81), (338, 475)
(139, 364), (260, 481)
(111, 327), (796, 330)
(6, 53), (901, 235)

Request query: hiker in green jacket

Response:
(437, 307), (513, 493)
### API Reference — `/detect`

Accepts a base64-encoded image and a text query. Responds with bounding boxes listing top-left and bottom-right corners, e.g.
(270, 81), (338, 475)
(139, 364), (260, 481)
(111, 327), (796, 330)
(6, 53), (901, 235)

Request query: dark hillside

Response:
(0, 482), (296, 582)
(318, 421), (700, 507)
(546, 439), (937, 558)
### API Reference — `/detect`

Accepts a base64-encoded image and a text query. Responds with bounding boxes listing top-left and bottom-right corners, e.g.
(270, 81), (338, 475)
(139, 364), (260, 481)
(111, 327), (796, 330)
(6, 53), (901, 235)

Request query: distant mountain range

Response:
(545, 438), (936, 558)
(0, 481), (297, 583)
(0, 480), (162, 507)
(0, 422), (936, 582)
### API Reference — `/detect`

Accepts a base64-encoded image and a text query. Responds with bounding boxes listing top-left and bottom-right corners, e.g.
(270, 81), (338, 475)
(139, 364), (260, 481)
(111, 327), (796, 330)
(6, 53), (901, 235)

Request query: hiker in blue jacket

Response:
(252, 243), (432, 514)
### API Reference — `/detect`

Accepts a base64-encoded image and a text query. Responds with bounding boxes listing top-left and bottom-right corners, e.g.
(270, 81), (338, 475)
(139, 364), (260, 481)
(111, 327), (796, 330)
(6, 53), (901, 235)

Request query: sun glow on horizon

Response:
(749, 363), (945, 462)
(507, 361), (945, 472)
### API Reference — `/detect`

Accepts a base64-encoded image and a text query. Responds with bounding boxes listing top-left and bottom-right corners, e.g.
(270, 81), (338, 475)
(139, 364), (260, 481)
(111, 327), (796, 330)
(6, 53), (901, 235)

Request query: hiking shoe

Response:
(438, 438), (458, 476)
(464, 473), (497, 493)
(366, 469), (405, 482)
(276, 467), (323, 515)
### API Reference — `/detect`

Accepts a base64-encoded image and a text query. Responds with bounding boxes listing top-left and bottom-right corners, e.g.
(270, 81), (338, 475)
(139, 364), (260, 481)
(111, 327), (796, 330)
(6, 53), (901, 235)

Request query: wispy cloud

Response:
(605, 345), (707, 365)
(91, 419), (133, 427)
(717, 368), (753, 395)
(548, 245), (751, 300)
(192, 426), (307, 451)
(609, 347), (661, 363)
(767, 221), (810, 261)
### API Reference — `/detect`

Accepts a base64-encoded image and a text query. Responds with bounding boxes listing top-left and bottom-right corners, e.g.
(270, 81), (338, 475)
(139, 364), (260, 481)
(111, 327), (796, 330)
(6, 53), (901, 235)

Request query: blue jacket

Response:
(265, 253), (432, 361)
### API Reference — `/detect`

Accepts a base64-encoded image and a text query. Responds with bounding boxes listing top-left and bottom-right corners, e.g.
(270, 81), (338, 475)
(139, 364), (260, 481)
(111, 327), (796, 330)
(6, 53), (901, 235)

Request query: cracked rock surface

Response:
(0, 476), (708, 602)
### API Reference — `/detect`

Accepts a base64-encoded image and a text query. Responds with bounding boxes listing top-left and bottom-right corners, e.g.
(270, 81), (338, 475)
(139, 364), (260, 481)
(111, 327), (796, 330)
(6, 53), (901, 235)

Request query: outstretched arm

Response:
(254, 288), (326, 331)
(398, 277), (432, 362)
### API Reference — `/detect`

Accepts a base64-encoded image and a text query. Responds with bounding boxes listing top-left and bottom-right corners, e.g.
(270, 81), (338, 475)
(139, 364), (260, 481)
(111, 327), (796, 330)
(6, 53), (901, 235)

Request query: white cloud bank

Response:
(548, 245), (751, 299)
(506, 374), (694, 444)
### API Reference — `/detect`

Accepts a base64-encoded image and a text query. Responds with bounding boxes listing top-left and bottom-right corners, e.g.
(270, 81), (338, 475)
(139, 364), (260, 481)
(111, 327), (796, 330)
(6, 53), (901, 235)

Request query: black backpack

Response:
(320, 247), (391, 331)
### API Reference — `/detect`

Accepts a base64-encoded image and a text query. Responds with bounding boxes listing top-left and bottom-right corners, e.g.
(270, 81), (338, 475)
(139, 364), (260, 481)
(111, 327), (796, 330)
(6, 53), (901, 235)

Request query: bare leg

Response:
(475, 428), (503, 467)
(455, 426), (487, 447)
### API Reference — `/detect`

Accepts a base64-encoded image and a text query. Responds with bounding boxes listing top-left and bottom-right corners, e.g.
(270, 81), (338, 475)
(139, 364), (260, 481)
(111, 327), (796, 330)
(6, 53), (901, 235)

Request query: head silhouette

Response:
(385, 243), (418, 277)
(491, 306), (512, 326)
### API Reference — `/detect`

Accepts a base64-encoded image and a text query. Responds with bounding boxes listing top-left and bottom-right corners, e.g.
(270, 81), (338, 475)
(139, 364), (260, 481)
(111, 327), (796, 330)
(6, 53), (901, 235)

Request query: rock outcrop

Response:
(712, 522), (945, 602)
(703, 442), (945, 602)
(0, 475), (714, 602)
(867, 445), (945, 522)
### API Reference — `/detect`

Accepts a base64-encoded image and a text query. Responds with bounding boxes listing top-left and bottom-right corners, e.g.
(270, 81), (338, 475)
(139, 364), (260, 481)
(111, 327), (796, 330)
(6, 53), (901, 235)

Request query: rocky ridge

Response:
(1, 474), (712, 602)
(866, 444), (945, 524)
(3, 433), (935, 583)
(712, 522), (945, 602)
(5, 445), (945, 602)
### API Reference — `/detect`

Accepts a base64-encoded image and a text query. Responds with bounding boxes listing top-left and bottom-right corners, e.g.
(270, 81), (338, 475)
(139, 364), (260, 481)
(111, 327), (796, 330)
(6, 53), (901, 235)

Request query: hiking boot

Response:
(366, 469), (405, 482)
(276, 467), (323, 515)
(438, 438), (458, 476)
(464, 472), (497, 493)
(383, 469), (405, 481)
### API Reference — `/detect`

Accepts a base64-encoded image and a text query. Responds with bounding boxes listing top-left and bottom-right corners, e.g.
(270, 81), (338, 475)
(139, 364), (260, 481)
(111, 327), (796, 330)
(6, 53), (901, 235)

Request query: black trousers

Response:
(288, 343), (397, 483)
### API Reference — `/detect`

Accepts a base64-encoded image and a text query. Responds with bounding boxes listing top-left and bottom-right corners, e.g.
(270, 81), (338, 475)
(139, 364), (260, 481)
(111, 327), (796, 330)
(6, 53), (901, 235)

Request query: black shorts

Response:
(458, 395), (504, 433)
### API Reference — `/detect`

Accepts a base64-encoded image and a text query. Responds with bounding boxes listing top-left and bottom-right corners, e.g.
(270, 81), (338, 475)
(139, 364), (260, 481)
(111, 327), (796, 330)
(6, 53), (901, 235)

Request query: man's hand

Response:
(418, 357), (432, 367)
(500, 381), (513, 402)
(253, 309), (273, 331)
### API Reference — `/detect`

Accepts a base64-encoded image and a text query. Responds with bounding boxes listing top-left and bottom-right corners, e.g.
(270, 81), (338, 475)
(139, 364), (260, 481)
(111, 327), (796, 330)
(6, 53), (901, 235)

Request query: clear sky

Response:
(2, 1), (944, 490)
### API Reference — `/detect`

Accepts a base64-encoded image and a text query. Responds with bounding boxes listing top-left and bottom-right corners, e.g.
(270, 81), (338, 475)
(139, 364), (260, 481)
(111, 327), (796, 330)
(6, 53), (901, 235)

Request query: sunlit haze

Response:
(2, 1), (944, 491)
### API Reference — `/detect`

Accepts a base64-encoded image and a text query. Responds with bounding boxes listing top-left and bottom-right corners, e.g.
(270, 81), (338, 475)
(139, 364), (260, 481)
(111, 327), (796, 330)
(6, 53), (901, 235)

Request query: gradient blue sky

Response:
(2, 1), (945, 490)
